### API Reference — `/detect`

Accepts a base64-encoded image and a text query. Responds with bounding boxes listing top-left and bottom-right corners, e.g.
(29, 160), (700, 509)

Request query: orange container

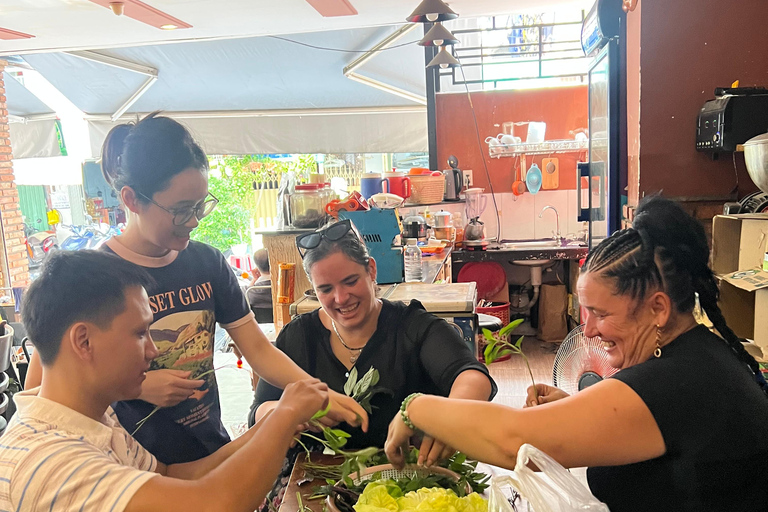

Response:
(277, 263), (296, 304)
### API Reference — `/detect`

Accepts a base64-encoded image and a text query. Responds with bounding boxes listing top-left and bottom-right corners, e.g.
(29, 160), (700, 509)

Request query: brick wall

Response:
(0, 60), (31, 289)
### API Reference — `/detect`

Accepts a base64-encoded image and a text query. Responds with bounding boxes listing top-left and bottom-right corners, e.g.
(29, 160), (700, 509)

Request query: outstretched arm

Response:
(386, 379), (665, 470)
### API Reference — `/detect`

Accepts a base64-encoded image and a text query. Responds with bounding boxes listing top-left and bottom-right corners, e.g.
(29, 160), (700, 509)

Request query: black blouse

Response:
(250, 299), (496, 448)
(587, 325), (768, 511)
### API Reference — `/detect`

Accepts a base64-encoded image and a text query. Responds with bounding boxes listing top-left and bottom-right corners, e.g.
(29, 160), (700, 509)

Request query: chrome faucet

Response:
(539, 206), (562, 244)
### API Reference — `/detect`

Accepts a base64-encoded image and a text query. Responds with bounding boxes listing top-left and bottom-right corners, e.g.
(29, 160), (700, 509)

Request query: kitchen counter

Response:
(289, 248), (455, 317)
(422, 246), (452, 284)
(451, 243), (588, 264)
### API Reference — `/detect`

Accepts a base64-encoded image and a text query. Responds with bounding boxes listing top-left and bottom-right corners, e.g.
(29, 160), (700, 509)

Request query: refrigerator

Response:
(578, 0), (627, 248)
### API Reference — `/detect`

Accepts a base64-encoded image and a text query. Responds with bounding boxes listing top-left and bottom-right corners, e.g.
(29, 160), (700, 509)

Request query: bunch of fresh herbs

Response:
(482, 318), (539, 402)
(343, 367), (392, 414)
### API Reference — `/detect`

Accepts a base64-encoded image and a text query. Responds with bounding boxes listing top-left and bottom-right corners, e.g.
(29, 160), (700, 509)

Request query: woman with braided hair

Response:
(384, 196), (768, 511)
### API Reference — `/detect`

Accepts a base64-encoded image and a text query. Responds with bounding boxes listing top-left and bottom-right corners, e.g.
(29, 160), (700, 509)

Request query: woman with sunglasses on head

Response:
(25, 113), (367, 465)
(249, 219), (496, 510)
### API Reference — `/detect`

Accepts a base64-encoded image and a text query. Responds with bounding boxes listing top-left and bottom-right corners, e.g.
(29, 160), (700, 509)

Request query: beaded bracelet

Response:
(400, 392), (423, 430)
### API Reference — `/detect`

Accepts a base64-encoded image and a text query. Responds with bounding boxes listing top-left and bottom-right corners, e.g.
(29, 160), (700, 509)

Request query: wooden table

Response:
(278, 452), (345, 512)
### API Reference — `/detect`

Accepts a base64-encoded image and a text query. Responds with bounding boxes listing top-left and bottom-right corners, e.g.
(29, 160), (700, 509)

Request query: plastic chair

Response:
(246, 285), (274, 323)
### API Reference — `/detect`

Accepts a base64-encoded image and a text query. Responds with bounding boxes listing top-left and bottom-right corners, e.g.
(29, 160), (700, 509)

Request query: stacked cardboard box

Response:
(711, 214), (768, 362)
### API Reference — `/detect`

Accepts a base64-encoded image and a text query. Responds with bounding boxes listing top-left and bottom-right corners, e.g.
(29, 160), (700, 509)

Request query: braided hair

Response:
(584, 195), (768, 395)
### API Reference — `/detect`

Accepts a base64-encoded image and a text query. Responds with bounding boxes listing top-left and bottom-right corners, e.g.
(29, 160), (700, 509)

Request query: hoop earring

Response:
(654, 324), (662, 358)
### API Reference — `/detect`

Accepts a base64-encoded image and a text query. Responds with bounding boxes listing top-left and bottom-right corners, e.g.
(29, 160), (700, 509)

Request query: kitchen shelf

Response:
(489, 140), (589, 158)
(400, 199), (465, 208)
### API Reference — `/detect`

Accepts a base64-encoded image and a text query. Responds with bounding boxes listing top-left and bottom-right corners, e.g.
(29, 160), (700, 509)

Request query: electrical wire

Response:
(267, 36), (419, 53)
(731, 151), (740, 196)
(457, 62), (502, 243)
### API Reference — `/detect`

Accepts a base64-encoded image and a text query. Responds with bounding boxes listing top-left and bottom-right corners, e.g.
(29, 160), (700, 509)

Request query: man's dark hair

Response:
(253, 248), (270, 274)
(22, 250), (154, 365)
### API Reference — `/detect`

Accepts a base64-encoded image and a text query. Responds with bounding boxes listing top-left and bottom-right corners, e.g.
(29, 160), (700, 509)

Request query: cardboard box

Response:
(712, 214), (768, 360)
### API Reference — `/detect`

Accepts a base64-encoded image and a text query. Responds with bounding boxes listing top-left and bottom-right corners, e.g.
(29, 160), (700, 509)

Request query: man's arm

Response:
(157, 409), (280, 480)
(126, 379), (328, 512)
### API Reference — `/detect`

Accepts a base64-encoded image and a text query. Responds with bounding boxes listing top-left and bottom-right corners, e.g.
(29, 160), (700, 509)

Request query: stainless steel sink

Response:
(511, 258), (552, 267)
(501, 239), (560, 250)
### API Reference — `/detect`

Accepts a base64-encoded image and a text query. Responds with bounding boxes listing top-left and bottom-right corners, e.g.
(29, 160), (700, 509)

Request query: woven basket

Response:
(325, 464), (469, 512)
(407, 175), (445, 205)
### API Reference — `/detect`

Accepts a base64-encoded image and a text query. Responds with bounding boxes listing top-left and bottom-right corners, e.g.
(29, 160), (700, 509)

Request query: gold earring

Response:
(654, 324), (662, 358)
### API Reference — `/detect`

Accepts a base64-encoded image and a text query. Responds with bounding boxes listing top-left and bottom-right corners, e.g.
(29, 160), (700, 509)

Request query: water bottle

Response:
(404, 239), (423, 282)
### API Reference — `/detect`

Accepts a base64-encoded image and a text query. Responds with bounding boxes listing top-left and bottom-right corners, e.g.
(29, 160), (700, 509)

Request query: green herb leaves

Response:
(343, 367), (392, 415)
(482, 318), (539, 402)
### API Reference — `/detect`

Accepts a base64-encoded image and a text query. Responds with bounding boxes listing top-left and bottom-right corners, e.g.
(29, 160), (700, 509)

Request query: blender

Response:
(463, 188), (489, 250)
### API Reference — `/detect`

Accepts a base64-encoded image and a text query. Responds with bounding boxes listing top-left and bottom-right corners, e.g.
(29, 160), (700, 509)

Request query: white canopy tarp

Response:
(87, 107), (428, 157)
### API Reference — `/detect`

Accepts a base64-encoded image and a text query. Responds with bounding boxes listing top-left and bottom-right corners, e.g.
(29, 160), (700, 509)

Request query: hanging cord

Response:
(731, 152), (740, 196)
(457, 63), (502, 243)
(268, 36), (419, 53)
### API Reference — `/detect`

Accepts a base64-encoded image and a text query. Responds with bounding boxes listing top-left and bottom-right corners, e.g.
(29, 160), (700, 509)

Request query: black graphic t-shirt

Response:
(104, 238), (251, 464)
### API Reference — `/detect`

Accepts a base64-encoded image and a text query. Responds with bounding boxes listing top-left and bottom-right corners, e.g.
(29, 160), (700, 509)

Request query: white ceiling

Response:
(0, 0), (590, 56)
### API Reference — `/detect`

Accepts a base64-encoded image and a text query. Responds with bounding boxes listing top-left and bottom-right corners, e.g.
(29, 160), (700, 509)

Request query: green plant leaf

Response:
(499, 318), (525, 337)
(483, 343), (495, 365)
(481, 328), (496, 342)
(497, 349), (513, 359)
(310, 401), (332, 421)
(344, 367), (358, 396)
(515, 335), (524, 349)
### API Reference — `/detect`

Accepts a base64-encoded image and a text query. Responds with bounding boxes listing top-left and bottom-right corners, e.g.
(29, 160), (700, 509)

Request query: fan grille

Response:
(553, 325), (619, 395)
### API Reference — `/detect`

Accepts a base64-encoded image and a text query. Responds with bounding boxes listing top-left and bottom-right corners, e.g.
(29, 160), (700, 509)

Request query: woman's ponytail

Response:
(100, 123), (133, 191)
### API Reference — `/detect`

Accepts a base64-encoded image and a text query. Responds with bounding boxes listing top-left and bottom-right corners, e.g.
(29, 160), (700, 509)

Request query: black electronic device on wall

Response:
(696, 87), (768, 154)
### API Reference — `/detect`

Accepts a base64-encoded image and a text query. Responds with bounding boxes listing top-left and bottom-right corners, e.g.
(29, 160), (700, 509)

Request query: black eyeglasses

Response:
(138, 192), (219, 226)
(296, 219), (354, 258)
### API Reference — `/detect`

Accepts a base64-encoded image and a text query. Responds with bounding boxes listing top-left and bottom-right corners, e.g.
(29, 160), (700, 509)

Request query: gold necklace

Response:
(331, 319), (365, 364)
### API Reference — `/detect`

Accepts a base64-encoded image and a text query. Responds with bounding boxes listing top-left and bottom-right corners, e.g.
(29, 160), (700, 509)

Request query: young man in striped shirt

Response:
(0, 250), (329, 512)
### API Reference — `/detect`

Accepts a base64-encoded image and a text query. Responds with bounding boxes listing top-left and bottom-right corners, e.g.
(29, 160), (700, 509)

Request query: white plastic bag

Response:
(488, 444), (609, 512)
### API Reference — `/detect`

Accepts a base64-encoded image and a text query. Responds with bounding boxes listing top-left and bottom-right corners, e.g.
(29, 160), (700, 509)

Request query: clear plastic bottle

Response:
(404, 239), (423, 282)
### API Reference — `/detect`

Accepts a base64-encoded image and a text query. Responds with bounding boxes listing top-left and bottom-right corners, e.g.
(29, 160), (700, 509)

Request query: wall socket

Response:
(462, 170), (473, 188)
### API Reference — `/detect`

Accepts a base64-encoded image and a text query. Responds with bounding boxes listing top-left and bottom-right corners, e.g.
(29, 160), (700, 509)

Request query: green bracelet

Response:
(400, 392), (423, 431)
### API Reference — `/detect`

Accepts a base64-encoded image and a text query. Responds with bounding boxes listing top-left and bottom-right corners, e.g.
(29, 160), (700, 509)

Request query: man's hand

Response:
(417, 436), (454, 468)
(322, 390), (369, 432)
(140, 370), (205, 407)
(524, 383), (570, 408)
(276, 378), (329, 425)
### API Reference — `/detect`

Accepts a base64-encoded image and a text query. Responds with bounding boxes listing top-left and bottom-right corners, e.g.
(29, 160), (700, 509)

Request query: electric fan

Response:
(552, 324), (619, 395)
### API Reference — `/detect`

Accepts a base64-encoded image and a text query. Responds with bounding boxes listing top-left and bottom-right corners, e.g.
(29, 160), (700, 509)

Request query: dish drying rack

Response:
(489, 139), (589, 158)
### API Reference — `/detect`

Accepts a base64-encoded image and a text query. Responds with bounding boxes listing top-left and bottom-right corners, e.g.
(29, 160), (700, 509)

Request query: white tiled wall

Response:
(479, 190), (587, 241)
(398, 189), (588, 242)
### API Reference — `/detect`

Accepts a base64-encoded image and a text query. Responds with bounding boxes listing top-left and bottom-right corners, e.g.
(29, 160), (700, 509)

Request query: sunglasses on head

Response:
(295, 219), (354, 258)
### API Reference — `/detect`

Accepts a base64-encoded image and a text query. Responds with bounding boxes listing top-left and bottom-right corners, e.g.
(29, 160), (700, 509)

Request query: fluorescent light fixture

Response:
(160, 24), (177, 30)
(418, 23), (459, 47)
(406, 0), (457, 23)
(427, 47), (460, 69)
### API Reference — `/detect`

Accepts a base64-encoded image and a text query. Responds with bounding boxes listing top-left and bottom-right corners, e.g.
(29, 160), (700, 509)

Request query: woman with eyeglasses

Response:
(249, 220), (496, 510)
(25, 113), (367, 465)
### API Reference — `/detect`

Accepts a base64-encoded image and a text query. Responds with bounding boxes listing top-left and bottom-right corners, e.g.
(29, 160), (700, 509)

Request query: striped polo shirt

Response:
(0, 388), (159, 512)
